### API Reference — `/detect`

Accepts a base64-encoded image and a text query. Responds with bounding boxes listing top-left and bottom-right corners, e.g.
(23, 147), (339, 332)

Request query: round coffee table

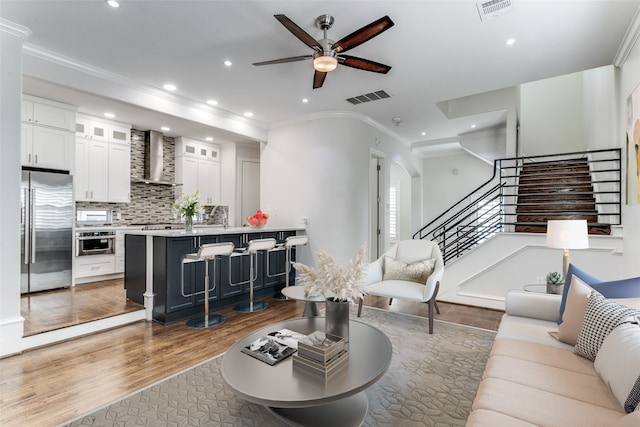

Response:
(221, 317), (392, 427)
(280, 286), (326, 317)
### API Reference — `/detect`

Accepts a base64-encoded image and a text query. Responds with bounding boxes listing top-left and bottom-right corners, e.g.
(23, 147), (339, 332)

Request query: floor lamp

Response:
(545, 220), (589, 277)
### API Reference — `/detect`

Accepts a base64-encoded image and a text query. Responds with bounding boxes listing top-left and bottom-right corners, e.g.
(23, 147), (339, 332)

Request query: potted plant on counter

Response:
(173, 190), (204, 232)
(292, 246), (368, 342)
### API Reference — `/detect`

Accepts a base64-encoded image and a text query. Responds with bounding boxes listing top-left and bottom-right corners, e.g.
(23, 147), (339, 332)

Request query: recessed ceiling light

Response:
(161, 126), (170, 131)
(105, 0), (120, 8)
(104, 112), (115, 119)
(207, 99), (218, 106)
(163, 84), (176, 91)
(243, 112), (254, 118)
(506, 38), (516, 46)
(205, 137), (214, 142)
(224, 60), (232, 67)
(302, 98), (309, 103)
(421, 131), (426, 136)
(471, 124), (477, 128)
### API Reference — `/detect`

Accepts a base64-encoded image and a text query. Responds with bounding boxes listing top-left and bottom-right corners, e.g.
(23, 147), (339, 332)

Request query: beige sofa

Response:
(466, 290), (640, 427)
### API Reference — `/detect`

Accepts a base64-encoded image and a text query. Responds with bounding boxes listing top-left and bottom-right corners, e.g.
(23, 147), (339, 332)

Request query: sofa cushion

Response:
(557, 275), (593, 345)
(558, 264), (602, 324)
(382, 256), (434, 284)
(465, 408), (538, 426)
(472, 378), (625, 427)
(574, 292), (640, 361)
(595, 322), (640, 413)
(483, 354), (621, 410)
(490, 339), (595, 376)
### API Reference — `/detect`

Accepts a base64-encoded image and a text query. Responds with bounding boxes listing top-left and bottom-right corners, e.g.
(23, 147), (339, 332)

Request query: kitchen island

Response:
(124, 226), (306, 324)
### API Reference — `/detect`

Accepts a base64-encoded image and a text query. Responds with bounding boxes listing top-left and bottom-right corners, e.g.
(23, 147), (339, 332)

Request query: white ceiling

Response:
(2, 0), (639, 147)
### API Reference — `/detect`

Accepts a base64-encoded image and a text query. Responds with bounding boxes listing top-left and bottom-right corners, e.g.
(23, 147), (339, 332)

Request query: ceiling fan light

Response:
(313, 56), (338, 72)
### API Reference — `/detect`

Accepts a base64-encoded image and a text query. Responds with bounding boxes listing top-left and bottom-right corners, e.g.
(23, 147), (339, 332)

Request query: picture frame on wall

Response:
(626, 83), (640, 205)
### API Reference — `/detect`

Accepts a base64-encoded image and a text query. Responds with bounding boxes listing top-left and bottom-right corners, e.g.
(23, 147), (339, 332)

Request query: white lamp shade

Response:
(546, 220), (589, 249)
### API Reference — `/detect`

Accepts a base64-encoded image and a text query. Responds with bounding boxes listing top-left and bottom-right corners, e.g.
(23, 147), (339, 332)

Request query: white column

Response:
(0, 20), (31, 357)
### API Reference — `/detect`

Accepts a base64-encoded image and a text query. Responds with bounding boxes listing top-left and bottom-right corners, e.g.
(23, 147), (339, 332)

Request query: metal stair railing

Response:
(413, 148), (621, 264)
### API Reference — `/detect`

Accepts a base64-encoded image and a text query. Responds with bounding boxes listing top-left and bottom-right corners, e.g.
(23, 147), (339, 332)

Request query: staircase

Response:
(414, 149), (621, 265)
(514, 158), (610, 235)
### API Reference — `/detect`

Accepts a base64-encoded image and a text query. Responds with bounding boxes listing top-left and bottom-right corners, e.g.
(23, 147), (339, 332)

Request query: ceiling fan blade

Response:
(274, 14), (322, 50)
(253, 55), (313, 66)
(333, 15), (394, 53)
(338, 55), (392, 74)
(313, 70), (327, 89)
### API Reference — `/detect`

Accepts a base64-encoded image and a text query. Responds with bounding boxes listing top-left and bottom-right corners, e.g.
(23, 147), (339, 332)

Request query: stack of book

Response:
(292, 330), (349, 380)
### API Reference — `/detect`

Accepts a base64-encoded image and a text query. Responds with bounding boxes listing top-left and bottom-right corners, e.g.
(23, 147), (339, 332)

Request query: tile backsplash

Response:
(76, 129), (227, 225)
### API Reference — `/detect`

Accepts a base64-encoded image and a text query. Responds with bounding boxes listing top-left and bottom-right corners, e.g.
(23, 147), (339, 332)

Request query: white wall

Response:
(262, 115), (421, 266)
(619, 31), (640, 278)
(519, 71), (585, 155)
(390, 163), (412, 241)
(421, 152), (494, 226)
(0, 21), (29, 357)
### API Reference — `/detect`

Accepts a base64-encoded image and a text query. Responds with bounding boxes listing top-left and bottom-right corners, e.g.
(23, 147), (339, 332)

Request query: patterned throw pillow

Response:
(574, 292), (640, 361)
(383, 256), (435, 284)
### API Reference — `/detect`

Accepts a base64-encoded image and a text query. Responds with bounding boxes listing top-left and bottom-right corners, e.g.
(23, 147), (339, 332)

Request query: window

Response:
(389, 184), (398, 242)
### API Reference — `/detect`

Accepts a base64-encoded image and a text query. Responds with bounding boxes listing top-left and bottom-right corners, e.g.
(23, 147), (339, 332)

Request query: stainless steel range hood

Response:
(131, 130), (182, 186)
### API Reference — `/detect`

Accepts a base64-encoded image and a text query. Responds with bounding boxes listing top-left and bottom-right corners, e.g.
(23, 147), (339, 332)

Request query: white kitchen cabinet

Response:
(74, 254), (116, 279)
(108, 143), (131, 202)
(198, 158), (220, 205)
(22, 122), (74, 170)
(74, 114), (131, 202)
(22, 97), (75, 131)
(175, 137), (220, 205)
(109, 124), (130, 145)
(21, 96), (76, 171)
(75, 115), (108, 141)
(75, 139), (109, 201)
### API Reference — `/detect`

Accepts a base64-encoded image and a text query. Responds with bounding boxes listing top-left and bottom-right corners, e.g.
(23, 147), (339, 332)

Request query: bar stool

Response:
(181, 242), (234, 328)
(269, 235), (309, 300)
(230, 238), (276, 313)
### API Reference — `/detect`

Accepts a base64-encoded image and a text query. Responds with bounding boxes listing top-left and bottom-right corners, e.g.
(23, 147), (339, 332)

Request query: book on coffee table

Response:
(241, 336), (297, 366)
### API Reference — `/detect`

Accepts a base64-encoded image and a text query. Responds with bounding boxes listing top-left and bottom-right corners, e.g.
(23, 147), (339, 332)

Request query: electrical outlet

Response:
(536, 276), (545, 285)
(301, 216), (310, 225)
(116, 212), (122, 220)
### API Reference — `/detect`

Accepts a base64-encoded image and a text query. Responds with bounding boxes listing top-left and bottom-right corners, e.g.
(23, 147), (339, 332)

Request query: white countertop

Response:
(123, 225), (305, 237)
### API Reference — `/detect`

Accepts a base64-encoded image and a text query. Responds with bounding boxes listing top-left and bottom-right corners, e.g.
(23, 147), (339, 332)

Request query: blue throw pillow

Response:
(557, 264), (602, 324)
(592, 276), (640, 298)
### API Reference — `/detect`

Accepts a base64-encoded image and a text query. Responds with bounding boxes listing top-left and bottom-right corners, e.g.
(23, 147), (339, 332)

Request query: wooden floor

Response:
(3, 281), (503, 427)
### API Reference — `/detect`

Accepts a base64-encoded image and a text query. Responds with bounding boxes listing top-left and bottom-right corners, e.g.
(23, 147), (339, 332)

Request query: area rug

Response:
(61, 307), (495, 427)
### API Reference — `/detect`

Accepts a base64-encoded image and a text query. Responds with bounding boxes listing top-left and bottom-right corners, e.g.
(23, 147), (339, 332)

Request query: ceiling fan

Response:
(253, 14), (394, 89)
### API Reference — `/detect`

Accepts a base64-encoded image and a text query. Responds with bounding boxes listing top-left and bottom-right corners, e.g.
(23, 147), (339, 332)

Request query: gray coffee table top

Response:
(221, 317), (392, 408)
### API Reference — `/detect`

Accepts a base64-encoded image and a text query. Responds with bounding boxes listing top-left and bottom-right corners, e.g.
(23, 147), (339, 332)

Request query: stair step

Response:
(516, 213), (598, 223)
(514, 223), (611, 235)
(516, 205), (596, 213)
(519, 174), (591, 184)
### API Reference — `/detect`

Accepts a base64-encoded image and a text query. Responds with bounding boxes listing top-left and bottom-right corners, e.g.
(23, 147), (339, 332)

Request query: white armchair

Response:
(357, 239), (444, 334)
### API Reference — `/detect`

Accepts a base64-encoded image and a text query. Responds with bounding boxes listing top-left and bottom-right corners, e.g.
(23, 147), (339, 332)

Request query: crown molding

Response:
(0, 19), (31, 40)
(22, 44), (267, 129)
(614, 6), (640, 67)
(270, 110), (411, 146)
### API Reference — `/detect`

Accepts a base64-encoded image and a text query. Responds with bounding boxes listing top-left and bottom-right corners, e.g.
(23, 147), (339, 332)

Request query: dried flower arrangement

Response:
(292, 245), (368, 303)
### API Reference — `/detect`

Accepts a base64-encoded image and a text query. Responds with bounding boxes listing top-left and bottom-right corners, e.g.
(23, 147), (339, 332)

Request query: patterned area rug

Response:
(62, 307), (495, 427)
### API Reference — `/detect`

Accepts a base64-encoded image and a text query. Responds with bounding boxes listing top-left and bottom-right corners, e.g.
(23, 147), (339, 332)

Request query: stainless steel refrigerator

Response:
(21, 169), (73, 294)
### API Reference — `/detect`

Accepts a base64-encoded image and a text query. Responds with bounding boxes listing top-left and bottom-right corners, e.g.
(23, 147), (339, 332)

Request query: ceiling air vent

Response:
(346, 90), (391, 105)
(477, 0), (513, 21)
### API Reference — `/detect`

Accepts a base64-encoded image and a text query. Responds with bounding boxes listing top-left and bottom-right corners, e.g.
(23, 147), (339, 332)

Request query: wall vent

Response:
(477, 0), (513, 21)
(346, 90), (391, 105)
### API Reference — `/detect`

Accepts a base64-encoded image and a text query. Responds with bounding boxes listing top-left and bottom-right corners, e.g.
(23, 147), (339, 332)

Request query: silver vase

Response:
(325, 297), (350, 342)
